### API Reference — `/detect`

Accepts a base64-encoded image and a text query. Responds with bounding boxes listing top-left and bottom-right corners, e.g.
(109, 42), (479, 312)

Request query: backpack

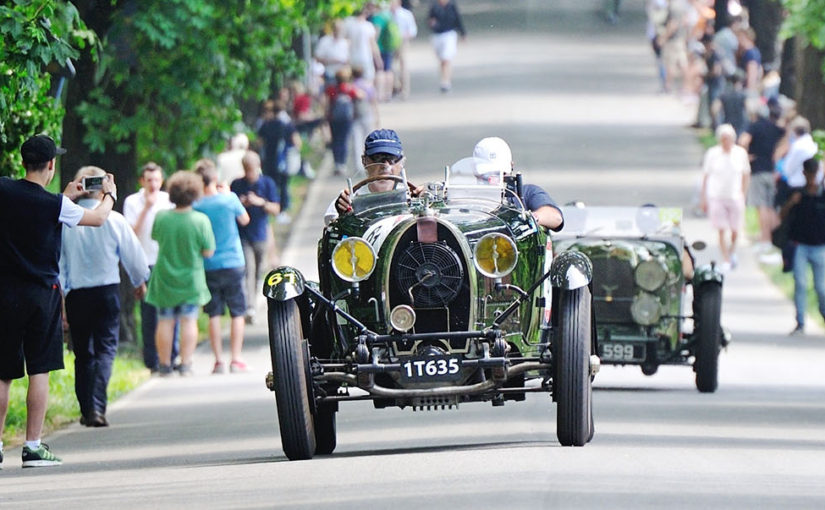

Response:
(330, 92), (354, 122)
(378, 16), (402, 53)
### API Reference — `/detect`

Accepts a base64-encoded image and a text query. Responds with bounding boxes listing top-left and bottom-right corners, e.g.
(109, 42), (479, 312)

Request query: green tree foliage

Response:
(782, 0), (825, 50)
(74, 0), (361, 174)
(0, 1), (95, 177)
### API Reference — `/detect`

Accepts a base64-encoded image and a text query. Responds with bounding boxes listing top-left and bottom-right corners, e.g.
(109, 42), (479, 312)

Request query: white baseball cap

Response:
(472, 137), (512, 175)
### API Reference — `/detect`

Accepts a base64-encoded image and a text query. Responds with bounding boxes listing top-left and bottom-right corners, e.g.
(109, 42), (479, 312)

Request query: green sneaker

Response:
(22, 443), (62, 468)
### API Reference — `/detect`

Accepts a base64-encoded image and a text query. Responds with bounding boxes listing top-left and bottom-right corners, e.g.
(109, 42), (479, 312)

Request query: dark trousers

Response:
(65, 284), (120, 418)
(141, 266), (179, 370)
(329, 119), (353, 166)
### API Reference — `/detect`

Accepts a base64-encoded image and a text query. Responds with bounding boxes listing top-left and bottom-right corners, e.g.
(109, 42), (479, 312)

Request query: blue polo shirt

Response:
(230, 175), (279, 243)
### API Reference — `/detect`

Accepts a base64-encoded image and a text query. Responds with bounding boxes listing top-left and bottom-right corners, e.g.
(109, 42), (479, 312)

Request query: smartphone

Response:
(82, 176), (105, 191)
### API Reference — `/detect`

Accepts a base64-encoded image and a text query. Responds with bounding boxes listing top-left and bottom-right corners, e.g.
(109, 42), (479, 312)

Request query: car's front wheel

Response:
(555, 287), (593, 446)
(268, 299), (316, 460)
(694, 282), (722, 393)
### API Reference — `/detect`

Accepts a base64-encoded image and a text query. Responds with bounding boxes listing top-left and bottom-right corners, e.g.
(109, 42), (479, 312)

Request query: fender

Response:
(263, 266), (306, 301)
(550, 250), (592, 290)
(692, 263), (724, 287)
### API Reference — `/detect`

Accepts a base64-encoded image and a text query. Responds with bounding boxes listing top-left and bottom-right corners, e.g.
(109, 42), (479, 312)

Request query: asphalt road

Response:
(2, 1), (825, 508)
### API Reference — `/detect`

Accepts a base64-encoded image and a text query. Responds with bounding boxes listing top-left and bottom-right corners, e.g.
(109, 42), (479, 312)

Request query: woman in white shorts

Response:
(700, 123), (751, 271)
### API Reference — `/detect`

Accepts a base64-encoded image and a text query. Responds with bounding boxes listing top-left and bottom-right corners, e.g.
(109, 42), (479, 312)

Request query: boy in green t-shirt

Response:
(147, 171), (216, 375)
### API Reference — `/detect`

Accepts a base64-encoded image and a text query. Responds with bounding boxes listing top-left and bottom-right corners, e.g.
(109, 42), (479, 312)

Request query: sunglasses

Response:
(368, 153), (402, 164)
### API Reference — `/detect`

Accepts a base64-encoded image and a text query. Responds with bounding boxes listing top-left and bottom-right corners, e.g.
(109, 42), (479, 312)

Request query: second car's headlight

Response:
(630, 292), (661, 326)
(635, 259), (667, 292)
(331, 237), (376, 282)
(473, 233), (518, 279)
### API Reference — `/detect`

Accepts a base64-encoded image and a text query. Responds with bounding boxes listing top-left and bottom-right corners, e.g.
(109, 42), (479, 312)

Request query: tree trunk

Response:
(714, 0), (729, 30)
(795, 42), (825, 130)
(779, 36), (796, 99)
(745, 0), (784, 69)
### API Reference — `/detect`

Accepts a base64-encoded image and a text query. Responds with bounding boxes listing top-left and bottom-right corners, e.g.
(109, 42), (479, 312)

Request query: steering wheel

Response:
(351, 174), (418, 194)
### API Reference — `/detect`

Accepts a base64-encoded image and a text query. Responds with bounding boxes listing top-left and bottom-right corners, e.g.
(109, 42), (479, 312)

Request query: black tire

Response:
(556, 287), (593, 447)
(694, 282), (722, 393)
(314, 403), (337, 455)
(268, 300), (316, 460)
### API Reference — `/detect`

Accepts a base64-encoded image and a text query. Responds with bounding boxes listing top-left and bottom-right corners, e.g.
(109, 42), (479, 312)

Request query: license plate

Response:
(599, 342), (646, 362)
(399, 355), (463, 383)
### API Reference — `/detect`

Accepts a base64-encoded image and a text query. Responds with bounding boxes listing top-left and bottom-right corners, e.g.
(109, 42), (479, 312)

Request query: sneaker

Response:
(230, 360), (249, 373)
(22, 443), (62, 468)
(212, 361), (226, 375)
(730, 254), (738, 270)
(789, 325), (805, 337)
(157, 364), (174, 377)
(276, 213), (291, 224)
(178, 363), (194, 377)
(758, 252), (783, 265)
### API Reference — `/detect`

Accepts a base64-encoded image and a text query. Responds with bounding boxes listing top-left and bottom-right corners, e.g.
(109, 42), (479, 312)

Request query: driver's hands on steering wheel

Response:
(334, 183), (423, 215)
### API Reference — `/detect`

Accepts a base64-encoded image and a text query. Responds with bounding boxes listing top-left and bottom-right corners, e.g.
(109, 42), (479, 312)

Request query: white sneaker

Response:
(758, 252), (783, 265)
(730, 254), (738, 270)
(719, 262), (731, 273)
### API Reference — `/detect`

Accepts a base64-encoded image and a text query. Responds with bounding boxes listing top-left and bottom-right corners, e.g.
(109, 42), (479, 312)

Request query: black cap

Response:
(364, 129), (403, 157)
(21, 134), (66, 165)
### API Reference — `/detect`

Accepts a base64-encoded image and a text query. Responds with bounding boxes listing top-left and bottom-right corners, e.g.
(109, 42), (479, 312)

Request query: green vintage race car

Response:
(553, 205), (728, 393)
(263, 158), (598, 460)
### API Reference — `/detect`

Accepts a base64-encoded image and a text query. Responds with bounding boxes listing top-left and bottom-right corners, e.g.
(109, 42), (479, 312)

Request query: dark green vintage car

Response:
(553, 205), (727, 393)
(263, 159), (598, 460)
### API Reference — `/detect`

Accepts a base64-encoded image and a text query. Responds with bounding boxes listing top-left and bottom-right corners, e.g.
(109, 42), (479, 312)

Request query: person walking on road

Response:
(193, 161), (251, 374)
(60, 166), (150, 428)
(123, 162), (179, 372)
(1, 134), (117, 468)
(428, 0), (466, 93)
(231, 151), (280, 324)
(700, 123), (751, 272)
(780, 157), (825, 336)
(146, 171), (215, 377)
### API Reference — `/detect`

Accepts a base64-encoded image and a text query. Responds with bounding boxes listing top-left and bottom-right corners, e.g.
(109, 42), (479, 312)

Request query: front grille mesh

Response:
(591, 257), (634, 323)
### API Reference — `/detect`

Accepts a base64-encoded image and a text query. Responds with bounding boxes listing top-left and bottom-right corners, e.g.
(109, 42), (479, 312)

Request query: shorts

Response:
(432, 30), (458, 62)
(157, 303), (200, 320)
(0, 278), (65, 379)
(707, 197), (745, 231)
(203, 267), (247, 318)
(747, 172), (776, 208)
(380, 51), (394, 71)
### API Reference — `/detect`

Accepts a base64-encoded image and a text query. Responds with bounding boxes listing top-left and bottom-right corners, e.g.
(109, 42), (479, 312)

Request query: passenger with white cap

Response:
(472, 137), (564, 231)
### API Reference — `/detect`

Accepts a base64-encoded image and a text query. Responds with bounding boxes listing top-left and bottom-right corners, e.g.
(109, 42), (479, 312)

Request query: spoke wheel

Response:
(268, 300), (316, 460)
(556, 287), (593, 447)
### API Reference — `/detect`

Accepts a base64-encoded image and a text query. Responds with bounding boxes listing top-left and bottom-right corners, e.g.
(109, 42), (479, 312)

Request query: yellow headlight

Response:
(332, 237), (376, 282)
(473, 233), (518, 278)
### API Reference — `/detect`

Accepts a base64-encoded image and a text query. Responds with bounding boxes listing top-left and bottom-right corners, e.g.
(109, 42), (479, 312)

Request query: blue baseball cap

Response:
(364, 129), (403, 157)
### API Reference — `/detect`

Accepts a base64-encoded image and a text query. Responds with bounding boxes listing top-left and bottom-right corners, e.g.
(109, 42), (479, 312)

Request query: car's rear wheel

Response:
(694, 282), (722, 393)
(314, 403), (337, 455)
(556, 287), (593, 446)
(268, 299), (316, 460)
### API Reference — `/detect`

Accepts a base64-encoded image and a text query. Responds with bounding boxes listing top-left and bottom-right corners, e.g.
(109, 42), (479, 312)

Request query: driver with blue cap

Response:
(325, 128), (413, 225)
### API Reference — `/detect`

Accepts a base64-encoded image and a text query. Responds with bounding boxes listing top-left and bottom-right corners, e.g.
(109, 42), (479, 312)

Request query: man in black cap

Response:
(0, 134), (117, 468)
(325, 128), (414, 224)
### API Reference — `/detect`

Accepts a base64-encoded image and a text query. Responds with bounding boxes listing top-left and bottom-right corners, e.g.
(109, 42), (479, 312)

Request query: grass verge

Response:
(2, 345), (150, 447)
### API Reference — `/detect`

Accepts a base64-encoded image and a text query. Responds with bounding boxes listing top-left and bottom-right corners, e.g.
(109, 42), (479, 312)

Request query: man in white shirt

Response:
(346, 8), (382, 83)
(782, 116), (819, 188)
(60, 166), (149, 427)
(315, 20), (351, 85)
(123, 162), (177, 372)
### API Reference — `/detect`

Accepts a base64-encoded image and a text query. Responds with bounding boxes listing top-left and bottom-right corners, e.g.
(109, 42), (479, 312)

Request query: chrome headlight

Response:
(634, 259), (667, 292)
(331, 237), (376, 283)
(390, 305), (416, 332)
(473, 233), (518, 279)
(630, 292), (662, 326)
